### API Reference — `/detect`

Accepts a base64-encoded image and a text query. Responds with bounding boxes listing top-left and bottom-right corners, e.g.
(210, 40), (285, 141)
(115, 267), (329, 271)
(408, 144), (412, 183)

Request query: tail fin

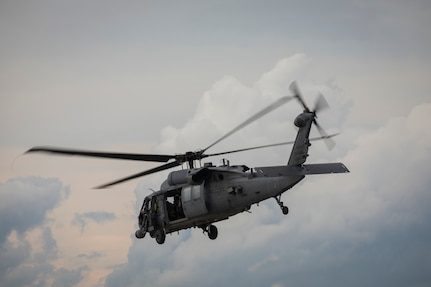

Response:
(287, 112), (314, 166)
(287, 82), (335, 166)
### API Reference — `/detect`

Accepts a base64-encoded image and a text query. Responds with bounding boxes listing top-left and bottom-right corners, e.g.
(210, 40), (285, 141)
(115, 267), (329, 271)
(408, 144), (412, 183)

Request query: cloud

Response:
(0, 231), (88, 287)
(51, 266), (90, 287)
(72, 211), (117, 233)
(0, 177), (88, 286)
(35, 227), (58, 261)
(78, 251), (103, 260)
(0, 177), (69, 242)
(267, 103), (431, 287)
(248, 253), (280, 272)
(105, 56), (431, 287)
(153, 53), (349, 166)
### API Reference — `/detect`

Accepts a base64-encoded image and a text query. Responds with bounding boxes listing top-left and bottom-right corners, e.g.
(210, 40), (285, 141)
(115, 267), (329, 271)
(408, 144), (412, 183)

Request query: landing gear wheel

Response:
(208, 225), (218, 240)
(275, 195), (289, 215)
(154, 229), (166, 244)
(135, 229), (146, 239)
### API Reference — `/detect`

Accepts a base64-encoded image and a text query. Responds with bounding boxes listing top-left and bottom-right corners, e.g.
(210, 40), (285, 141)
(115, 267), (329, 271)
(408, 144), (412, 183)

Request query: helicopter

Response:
(26, 82), (349, 244)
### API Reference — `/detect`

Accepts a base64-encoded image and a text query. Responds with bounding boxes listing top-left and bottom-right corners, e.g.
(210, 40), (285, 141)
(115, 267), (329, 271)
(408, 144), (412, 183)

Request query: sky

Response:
(1, 0), (430, 286)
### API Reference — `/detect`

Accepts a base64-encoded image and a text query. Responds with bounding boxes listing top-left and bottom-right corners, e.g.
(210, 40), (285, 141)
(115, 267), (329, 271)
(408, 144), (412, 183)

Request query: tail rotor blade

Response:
(290, 81), (309, 111)
(314, 93), (329, 114)
(314, 120), (336, 150)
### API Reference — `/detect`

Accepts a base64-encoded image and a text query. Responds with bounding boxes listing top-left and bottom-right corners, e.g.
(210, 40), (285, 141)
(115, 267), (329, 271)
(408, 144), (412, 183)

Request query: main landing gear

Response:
(154, 229), (166, 244)
(275, 195), (289, 215)
(202, 224), (218, 240)
(135, 229), (146, 239)
(135, 227), (166, 245)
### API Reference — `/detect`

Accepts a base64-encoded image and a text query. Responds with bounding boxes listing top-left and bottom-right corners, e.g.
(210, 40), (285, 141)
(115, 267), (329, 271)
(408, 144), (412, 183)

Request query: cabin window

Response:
(182, 186), (191, 202)
(192, 186), (201, 200)
(182, 185), (201, 202)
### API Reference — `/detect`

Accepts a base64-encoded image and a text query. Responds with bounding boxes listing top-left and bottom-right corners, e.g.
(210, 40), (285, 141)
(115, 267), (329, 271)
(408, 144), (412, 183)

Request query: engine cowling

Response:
(167, 168), (211, 186)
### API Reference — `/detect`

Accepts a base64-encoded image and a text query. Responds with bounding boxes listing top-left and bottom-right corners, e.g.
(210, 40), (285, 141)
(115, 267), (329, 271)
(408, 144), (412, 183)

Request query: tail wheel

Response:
(208, 225), (218, 240)
(275, 196), (289, 215)
(154, 229), (166, 244)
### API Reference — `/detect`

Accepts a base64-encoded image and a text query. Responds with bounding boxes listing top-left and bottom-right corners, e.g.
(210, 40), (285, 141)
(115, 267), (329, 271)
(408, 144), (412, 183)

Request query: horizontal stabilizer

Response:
(254, 163), (349, 177)
(301, 163), (350, 174)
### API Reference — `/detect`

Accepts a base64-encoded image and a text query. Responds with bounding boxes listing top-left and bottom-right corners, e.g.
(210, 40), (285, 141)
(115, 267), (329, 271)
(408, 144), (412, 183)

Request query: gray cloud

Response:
(32, 227), (58, 263)
(72, 211), (117, 233)
(0, 177), (88, 286)
(0, 238), (31, 280)
(51, 266), (90, 287)
(0, 233), (87, 287)
(0, 177), (69, 243)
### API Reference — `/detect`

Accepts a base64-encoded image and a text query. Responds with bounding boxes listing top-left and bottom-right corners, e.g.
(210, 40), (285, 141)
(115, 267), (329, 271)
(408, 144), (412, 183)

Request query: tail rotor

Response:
(289, 81), (335, 150)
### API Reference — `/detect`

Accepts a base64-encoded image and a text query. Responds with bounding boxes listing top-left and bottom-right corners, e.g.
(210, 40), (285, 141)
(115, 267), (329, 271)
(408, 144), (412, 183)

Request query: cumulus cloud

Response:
(0, 177), (69, 242)
(264, 102), (431, 286)
(72, 211), (117, 233)
(105, 55), (431, 287)
(0, 177), (88, 286)
(154, 54), (350, 168)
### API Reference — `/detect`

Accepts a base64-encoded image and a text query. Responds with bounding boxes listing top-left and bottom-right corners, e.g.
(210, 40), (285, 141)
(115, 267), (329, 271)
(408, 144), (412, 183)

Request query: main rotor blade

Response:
(95, 160), (182, 189)
(26, 146), (174, 163)
(202, 96), (294, 153)
(206, 141), (295, 157)
(205, 134), (339, 157)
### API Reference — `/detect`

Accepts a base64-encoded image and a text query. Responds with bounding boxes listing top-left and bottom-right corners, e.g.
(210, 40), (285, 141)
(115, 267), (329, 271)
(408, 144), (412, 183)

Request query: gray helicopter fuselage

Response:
(144, 164), (304, 235)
